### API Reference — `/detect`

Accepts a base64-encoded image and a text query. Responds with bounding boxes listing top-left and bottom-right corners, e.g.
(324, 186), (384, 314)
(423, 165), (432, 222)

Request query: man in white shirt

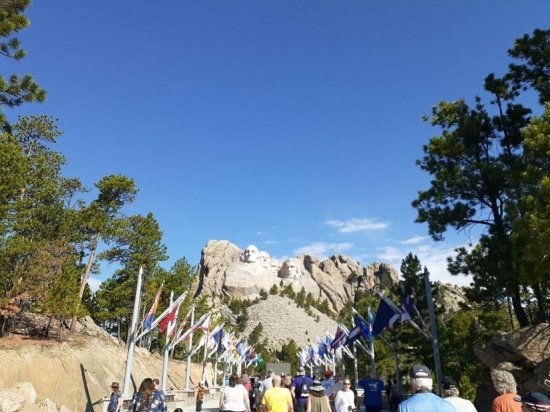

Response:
(441, 376), (477, 412)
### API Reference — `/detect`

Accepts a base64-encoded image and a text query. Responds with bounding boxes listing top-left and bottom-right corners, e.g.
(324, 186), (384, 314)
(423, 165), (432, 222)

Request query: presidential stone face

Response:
(242, 245), (260, 263)
(282, 258), (300, 280)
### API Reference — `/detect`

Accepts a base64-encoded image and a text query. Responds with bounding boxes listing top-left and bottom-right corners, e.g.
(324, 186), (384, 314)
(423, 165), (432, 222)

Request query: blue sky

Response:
(11, 1), (549, 290)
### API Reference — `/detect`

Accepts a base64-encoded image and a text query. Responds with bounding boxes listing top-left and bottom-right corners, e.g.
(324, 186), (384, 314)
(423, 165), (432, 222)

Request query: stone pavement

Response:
(181, 395), (220, 412)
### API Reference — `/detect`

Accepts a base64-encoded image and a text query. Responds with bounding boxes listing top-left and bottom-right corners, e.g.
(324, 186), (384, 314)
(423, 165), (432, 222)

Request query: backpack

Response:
(299, 378), (309, 398)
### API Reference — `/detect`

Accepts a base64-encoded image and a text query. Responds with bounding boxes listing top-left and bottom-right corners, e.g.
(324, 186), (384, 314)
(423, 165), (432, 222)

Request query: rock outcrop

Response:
(474, 323), (550, 411)
(195, 240), (399, 312)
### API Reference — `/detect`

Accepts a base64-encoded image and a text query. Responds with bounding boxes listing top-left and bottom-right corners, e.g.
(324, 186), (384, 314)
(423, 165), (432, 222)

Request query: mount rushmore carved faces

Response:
(242, 245), (260, 263)
(282, 258), (300, 280)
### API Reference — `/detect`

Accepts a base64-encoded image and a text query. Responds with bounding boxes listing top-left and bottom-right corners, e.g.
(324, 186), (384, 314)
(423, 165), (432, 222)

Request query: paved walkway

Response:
(182, 396), (220, 412)
(180, 396), (390, 412)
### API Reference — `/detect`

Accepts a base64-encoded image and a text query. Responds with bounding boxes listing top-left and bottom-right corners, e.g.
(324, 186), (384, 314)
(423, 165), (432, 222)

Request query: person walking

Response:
(261, 374), (293, 412)
(358, 372), (384, 412)
(196, 381), (206, 412)
(108, 382), (123, 412)
(220, 374), (250, 412)
(306, 380), (331, 412)
(128, 378), (167, 412)
(334, 378), (356, 412)
(388, 379), (401, 412)
(440, 376), (477, 412)
(321, 371), (334, 399)
(291, 366), (314, 412)
(396, 365), (455, 412)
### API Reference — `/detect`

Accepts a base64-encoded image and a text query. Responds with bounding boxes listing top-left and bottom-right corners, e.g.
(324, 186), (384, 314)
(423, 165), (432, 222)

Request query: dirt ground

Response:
(0, 330), (212, 411)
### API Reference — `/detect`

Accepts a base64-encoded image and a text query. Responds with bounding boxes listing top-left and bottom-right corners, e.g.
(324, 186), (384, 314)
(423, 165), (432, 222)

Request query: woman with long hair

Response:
(220, 374), (250, 412)
(129, 378), (167, 412)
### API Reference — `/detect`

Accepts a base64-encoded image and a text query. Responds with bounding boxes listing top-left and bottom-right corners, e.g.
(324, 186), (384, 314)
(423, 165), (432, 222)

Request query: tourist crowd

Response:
(107, 364), (550, 412)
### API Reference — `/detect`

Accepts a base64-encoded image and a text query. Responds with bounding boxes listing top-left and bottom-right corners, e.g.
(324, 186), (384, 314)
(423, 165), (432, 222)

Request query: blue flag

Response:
(372, 298), (400, 336)
(212, 327), (224, 353)
(355, 315), (372, 342)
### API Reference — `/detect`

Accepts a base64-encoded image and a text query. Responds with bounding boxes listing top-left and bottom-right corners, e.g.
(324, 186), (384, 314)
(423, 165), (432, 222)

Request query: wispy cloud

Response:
(325, 218), (389, 233)
(401, 235), (429, 245)
(293, 242), (354, 259)
(375, 241), (472, 286)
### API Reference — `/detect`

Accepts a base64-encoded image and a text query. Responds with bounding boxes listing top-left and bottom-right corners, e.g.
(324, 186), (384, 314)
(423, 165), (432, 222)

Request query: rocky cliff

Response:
(194, 240), (400, 312)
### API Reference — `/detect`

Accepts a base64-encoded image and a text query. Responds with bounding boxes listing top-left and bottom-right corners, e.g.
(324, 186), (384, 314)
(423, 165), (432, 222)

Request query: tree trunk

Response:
(70, 232), (100, 332)
(533, 282), (548, 323)
(46, 315), (53, 339)
(511, 286), (530, 327)
(58, 316), (63, 342)
(507, 296), (515, 330)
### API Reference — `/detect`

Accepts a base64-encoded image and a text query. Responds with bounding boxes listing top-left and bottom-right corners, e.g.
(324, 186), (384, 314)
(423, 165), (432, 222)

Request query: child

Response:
(196, 381), (206, 412)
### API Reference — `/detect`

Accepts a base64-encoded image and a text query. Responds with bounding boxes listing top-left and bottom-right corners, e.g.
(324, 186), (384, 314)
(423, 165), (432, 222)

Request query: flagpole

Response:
(214, 352), (219, 387)
(161, 291), (174, 392)
(184, 305), (195, 390)
(122, 266), (143, 397)
(201, 321), (211, 382)
(391, 327), (403, 400)
(424, 267), (443, 394)
(352, 342), (358, 388)
(368, 308), (376, 374)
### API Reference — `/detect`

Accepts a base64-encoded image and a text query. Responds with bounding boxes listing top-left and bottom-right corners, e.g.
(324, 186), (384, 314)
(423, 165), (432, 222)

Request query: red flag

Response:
(159, 302), (180, 334)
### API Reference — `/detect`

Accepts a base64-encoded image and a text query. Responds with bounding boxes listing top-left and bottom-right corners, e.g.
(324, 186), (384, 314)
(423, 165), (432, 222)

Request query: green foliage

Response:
(259, 289), (268, 300)
(269, 284), (278, 295)
(295, 287), (306, 308)
(412, 29), (550, 327)
(347, 272), (359, 285)
(0, 1), (46, 130)
(248, 322), (263, 346)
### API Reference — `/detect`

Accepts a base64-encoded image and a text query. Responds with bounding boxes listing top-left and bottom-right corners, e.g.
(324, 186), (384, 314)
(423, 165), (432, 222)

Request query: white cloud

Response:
(375, 241), (472, 286)
(293, 242), (354, 259)
(325, 218), (389, 233)
(401, 236), (429, 245)
(88, 276), (103, 292)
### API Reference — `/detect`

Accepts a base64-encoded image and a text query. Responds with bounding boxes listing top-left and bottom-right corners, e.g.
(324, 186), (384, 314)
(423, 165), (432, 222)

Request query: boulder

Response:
(475, 323), (550, 410)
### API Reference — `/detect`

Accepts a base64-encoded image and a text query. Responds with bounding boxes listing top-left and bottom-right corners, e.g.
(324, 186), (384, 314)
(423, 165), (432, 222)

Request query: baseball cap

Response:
(442, 377), (457, 389)
(297, 366), (305, 375)
(514, 391), (550, 411)
(325, 370), (333, 378)
(410, 365), (431, 379)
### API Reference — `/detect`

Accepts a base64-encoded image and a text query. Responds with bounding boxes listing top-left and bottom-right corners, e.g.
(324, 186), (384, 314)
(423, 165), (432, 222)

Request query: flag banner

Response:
(169, 311), (211, 349)
(372, 298), (401, 336)
(331, 325), (348, 350)
(144, 286), (162, 330)
(173, 306), (192, 342)
(344, 320), (363, 346)
(355, 315), (372, 342)
(158, 301), (180, 335)
(401, 293), (415, 322)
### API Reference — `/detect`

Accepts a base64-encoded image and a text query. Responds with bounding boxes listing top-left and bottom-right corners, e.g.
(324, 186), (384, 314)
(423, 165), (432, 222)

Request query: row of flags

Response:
(299, 293), (419, 368)
(139, 286), (265, 367)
